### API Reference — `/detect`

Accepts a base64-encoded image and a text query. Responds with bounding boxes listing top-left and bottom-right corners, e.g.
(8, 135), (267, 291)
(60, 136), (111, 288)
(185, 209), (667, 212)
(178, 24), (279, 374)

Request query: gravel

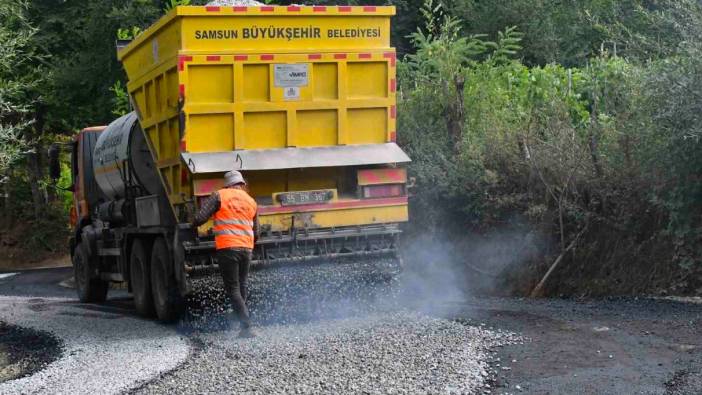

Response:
(182, 258), (401, 332)
(139, 311), (517, 394)
(136, 258), (519, 394)
(0, 257), (518, 394)
(0, 296), (189, 394)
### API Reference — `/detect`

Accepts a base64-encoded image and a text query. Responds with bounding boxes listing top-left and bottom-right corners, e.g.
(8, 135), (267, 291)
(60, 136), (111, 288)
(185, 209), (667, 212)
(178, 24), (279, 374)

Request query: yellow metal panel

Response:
(188, 64), (233, 103)
(287, 168), (339, 191)
(146, 125), (159, 157)
(188, 113), (234, 152)
(120, 17), (182, 83)
(160, 168), (172, 194)
(296, 109), (337, 147)
(171, 166), (180, 195)
(154, 75), (164, 113)
(241, 111), (286, 149)
(347, 108), (387, 144)
(145, 81), (155, 119)
(133, 89), (147, 119)
(347, 62), (387, 98)
(158, 121), (177, 160)
(313, 63), (337, 100)
(166, 69), (179, 108)
(242, 64), (270, 101)
(179, 14), (391, 53)
(246, 170), (287, 198)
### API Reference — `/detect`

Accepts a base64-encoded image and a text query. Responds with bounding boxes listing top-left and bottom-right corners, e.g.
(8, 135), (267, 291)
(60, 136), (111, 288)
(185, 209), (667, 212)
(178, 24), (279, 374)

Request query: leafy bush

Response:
(398, 0), (702, 292)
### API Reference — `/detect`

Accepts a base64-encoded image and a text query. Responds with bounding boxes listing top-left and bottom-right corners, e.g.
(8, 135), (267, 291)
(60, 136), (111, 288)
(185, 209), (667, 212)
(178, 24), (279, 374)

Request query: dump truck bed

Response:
(118, 5), (408, 249)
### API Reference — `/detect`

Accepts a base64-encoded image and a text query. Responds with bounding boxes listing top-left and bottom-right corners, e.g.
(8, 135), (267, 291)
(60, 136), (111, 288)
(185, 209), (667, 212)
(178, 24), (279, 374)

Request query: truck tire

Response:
(73, 242), (108, 303)
(150, 237), (182, 322)
(130, 239), (155, 317)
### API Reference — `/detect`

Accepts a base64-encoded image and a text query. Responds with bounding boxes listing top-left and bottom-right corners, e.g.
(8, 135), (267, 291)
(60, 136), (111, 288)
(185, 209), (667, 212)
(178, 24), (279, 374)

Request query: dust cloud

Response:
(395, 227), (545, 312)
(179, 225), (544, 333)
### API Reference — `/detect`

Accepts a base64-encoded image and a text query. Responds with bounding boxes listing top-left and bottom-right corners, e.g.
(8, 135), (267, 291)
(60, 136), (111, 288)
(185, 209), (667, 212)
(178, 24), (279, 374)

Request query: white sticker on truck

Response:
(274, 64), (309, 87)
(283, 86), (300, 100)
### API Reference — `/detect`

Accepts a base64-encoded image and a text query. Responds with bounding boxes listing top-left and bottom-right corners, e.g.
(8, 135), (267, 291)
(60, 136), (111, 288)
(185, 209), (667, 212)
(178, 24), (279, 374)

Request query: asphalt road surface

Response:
(0, 266), (700, 394)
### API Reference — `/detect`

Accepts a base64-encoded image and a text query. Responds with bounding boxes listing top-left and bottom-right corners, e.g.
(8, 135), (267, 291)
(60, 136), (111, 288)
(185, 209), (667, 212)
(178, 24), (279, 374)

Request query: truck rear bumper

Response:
(183, 222), (402, 275)
(258, 196), (408, 232)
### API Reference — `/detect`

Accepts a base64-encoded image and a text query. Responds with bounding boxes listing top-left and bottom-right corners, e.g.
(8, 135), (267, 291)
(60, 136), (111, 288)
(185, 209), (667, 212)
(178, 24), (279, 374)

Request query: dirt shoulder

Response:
(0, 218), (70, 272)
(0, 255), (71, 272)
(451, 297), (702, 394)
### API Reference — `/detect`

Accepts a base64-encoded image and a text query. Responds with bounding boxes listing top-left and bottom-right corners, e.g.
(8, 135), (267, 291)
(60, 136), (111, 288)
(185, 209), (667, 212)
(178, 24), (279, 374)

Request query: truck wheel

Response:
(150, 237), (182, 322)
(130, 239), (155, 317)
(73, 242), (108, 303)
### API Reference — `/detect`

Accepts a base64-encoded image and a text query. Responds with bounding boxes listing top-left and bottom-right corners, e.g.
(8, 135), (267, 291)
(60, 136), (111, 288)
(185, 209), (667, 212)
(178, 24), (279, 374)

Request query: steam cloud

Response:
(180, 225), (544, 333)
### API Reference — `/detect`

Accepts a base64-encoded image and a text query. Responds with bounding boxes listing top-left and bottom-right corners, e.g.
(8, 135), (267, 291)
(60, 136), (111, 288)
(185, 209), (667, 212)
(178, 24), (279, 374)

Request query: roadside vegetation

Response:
(400, 0), (702, 295)
(0, 0), (699, 295)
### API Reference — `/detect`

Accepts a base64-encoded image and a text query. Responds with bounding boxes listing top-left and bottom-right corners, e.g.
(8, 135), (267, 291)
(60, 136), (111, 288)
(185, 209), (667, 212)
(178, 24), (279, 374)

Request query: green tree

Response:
(0, 0), (49, 219)
(0, 1), (32, 176)
(448, 0), (685, 66)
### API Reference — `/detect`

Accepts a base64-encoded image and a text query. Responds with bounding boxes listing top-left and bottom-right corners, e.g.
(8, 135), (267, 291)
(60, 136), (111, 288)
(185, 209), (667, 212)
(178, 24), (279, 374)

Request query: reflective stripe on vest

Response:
(214, 229), (255, 236)
(213, 188), (257, 250)
(214, 219), (255, 227)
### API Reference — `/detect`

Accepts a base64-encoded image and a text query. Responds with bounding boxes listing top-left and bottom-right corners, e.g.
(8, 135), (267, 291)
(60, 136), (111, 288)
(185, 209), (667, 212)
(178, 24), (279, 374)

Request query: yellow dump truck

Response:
(65, 5), (410, 321)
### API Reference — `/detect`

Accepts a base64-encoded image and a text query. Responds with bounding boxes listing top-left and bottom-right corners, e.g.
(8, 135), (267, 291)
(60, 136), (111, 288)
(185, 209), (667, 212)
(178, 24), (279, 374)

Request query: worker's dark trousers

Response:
(217, 248), (252, 329)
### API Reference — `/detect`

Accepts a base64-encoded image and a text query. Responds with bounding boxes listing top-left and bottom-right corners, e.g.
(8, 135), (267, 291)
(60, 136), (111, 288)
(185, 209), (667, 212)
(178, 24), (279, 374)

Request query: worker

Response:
(192, 170), (258, 338)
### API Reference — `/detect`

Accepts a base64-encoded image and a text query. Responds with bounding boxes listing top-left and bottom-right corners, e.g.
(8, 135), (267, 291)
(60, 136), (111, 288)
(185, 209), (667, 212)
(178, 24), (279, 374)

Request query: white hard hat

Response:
(224, 170), (246, 187)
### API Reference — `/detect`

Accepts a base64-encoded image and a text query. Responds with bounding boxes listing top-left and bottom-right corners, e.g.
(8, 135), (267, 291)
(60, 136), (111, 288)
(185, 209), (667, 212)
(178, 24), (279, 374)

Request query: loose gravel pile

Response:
(182, 258), (400, 332)
(139, 312), (518, 394)
(0, 296), (189, 395)
(0, 256), (517, 394)
(135, 258), (520, 393)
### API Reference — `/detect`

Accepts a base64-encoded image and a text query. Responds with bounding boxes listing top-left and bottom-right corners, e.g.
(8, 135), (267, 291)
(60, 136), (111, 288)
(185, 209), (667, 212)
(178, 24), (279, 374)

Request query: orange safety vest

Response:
(213, 188), (258, 250)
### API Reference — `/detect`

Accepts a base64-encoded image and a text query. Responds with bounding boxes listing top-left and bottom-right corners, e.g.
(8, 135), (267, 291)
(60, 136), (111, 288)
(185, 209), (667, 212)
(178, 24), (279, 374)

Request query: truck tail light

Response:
(361, 184), (404, 199)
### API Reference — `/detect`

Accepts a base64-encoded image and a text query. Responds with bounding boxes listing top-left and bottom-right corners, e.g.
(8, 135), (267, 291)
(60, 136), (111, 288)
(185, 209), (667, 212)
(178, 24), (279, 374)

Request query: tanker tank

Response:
(93, 112), (161, 200)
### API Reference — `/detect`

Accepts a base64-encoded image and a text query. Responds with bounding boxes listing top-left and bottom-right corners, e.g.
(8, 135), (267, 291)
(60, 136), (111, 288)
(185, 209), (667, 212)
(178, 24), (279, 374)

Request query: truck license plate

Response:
(277, 190), (333, 206)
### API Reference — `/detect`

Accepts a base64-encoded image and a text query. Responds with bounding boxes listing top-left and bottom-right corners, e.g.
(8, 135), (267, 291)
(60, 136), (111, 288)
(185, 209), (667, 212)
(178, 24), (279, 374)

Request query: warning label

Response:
(274, 64), (309, 87)
(283, 86), (300, 100)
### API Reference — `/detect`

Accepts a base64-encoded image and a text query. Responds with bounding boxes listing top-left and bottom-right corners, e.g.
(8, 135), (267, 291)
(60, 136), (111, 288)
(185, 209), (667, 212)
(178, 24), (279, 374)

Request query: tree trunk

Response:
(25, 149), (45, 220)
(24, 119), (46, 220)
(589, 81), (604, 178)
(1, 171), (10, 226)
(558, 198), (565, 251)
(445, 75), (465, 156)
(530, 224), (589, 298)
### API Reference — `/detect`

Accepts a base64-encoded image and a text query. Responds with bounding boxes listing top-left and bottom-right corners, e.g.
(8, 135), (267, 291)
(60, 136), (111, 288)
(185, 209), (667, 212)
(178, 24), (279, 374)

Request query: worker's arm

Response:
(192, 192), (220, 227)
